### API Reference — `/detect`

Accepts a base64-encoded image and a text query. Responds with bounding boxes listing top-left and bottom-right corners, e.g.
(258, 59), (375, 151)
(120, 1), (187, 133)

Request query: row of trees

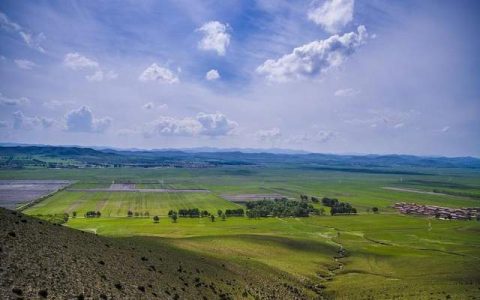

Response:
(245, 198), (319, 218)
(127, 211), (150, 217)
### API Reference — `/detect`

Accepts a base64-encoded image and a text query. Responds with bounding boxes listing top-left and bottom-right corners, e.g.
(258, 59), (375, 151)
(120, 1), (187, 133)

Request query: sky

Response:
(0, 0), (479, 157)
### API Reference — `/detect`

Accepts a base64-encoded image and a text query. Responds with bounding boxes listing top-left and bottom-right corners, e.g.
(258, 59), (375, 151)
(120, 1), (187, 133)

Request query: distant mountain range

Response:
(1, 143), (479, 170)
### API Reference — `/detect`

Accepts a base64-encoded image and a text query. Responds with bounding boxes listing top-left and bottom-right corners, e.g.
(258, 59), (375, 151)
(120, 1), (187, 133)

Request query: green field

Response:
(3, 165), (480, 299)
(24, 191), (240, 217)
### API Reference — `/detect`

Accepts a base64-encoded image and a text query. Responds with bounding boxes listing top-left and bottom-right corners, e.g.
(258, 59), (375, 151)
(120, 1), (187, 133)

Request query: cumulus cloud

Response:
(0, 11), (46, 52)
(64, 53), (116, 82)
(65, 106), (112, 133)
(14, 59), (36, 70)
(12, 111), (52, 130)
(308, 0), (354, 33)
(144, 112), (237, 137)
(197, 21), (231, 56)
(393, 123), (405, 129)
(205, 69), (220, 81)
(255, 128), (282, 142)
(334, 88), (359, 97)
(0, 92), (30, 106)
(256, 25), (368, 82)
(139, 63), (179, 83)
(196, 112), (238, 136)
(441, 126), (450, 133)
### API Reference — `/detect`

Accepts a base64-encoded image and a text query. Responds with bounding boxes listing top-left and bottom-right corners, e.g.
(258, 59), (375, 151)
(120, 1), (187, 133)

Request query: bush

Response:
(153, 215), (160, 223)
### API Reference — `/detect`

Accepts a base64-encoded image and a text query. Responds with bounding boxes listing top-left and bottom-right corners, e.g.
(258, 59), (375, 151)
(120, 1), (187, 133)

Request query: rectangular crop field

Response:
(24, 191), (241, 217)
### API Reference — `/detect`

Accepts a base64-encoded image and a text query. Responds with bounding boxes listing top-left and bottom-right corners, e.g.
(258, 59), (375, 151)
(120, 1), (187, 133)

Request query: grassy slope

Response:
(0, 208), (316, 299)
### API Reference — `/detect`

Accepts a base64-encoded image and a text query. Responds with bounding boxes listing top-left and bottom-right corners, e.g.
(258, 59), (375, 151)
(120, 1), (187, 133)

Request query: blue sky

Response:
(0, 0), (479, 156)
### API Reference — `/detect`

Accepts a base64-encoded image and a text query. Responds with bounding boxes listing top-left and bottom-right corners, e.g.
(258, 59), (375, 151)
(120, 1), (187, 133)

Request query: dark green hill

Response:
(0, 208), (312, 299)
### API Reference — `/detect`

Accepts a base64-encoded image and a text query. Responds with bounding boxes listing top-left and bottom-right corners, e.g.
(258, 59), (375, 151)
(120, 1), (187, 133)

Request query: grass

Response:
(3, 165), (480, 298)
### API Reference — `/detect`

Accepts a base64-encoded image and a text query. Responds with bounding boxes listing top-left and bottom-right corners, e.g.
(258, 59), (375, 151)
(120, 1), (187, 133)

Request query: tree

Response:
(145, 211), (150, 217)
(172, 213), (178, 223)
(372, 207), (379, 213)
(210, 215), (215, 222)
(217, 209), (223, 217)
(153, 215), (160, 223)
(72, 211), (77, 218)
(134, 212), (139, 217)
(221, 213), (226, 221)
(127, 210), (133, 217)
(96, 211), (101, 218)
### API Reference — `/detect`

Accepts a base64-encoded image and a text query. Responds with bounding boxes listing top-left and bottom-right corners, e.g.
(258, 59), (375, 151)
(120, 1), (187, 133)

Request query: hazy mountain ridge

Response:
(1, 145), (479, 169)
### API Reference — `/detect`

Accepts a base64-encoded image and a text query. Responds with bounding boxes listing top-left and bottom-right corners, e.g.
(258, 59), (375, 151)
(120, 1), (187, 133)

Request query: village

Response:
(393, 202), (480, 220)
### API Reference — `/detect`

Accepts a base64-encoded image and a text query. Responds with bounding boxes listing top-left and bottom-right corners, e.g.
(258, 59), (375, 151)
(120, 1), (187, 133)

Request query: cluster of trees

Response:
(321, 197), (339, 207)
(178, 208), (211, 218)
(245, 198), (318, 218)
(320, 197), (357, 215)
(127, 210), (150, 217)
(224, 208), (245, 216)
(85, 211), (101, 218)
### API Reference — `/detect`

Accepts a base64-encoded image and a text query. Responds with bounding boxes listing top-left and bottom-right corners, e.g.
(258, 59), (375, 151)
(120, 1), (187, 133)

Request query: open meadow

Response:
(1, 165), (479, 299)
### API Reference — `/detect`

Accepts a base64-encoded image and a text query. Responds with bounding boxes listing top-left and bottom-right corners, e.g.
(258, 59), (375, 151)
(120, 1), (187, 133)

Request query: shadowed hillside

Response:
(0, 208), (313, 299)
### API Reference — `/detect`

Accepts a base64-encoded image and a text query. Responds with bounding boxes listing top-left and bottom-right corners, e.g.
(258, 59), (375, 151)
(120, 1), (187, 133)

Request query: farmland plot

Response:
(0, 180), (71, 209)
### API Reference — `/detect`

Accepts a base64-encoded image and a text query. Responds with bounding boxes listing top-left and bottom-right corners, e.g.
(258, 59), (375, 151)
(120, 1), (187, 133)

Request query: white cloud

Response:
(0, 11), (21, 31)
(256, 25), (368, 82)
(196, 21), (231, 56)
(65, 106), (112, 133)
(206, 69), (220, 81)
(0, 11), (45, 52)
(144, 112), (237, 137)
(14, 59), (36, 70)
(308, 0), (355, 33)
(64, 53), (117, 82)
(441, 126), (450, 133)
(43, 100), (75, 109)
(196, 112), (238, 136)
(12, 111), (41, 130)
(139, 63), (179, 83)
(334, 88), (359, 97)
(255, 128), (282, 142)
(0, 120), (8, 128)
(0, 92), (30, 106)
(394, 123), (404, 129)
(19, 31), (46, 53)
(64, 53), (99, 70)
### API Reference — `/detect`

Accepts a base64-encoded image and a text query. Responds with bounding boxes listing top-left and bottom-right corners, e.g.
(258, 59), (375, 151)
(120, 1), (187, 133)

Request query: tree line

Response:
(245, 198), (319, 218)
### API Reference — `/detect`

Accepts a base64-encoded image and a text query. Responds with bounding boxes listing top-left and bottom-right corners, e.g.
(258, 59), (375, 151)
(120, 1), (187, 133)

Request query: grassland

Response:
(2, 165), (480, 299)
